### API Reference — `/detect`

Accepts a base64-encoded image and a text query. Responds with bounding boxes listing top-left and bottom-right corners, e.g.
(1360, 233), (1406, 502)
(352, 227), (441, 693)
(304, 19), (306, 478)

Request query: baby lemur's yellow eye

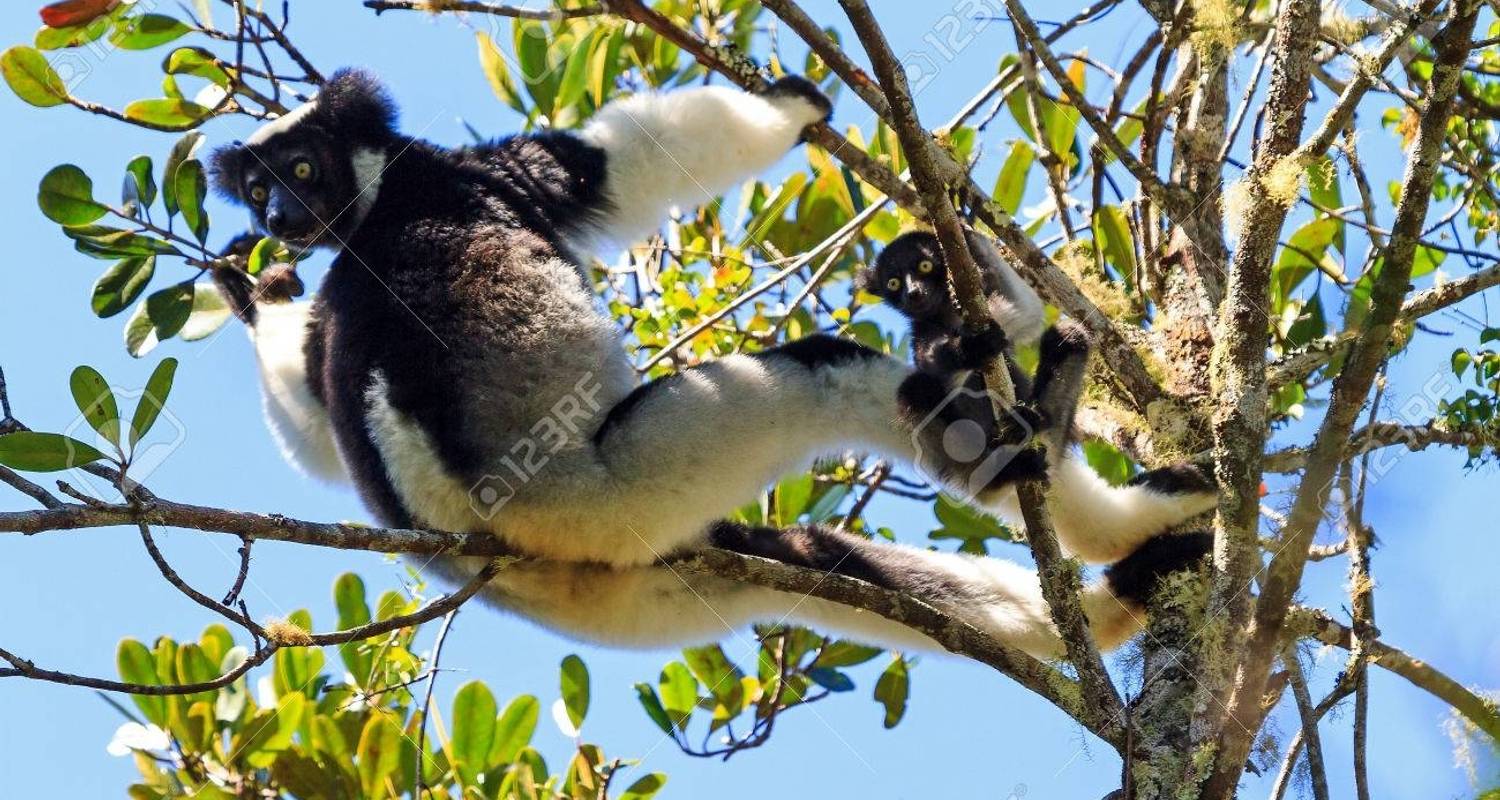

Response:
(249, 185), (269, 204)
(292, 160), (315, 180)
(917, 259), (935, 274)
(885, 277), (901, 291)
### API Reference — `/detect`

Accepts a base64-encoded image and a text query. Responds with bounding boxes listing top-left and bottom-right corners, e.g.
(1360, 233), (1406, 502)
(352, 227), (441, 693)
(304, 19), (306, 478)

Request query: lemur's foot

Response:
(1039, 318), (1093, 361)
(760, 75), (832, 135)
(957, 325), (1010, 370)
(991, 403), (1045, 447)
(1104, 531), (1213, 607)
(1125, 462), (1216, 496)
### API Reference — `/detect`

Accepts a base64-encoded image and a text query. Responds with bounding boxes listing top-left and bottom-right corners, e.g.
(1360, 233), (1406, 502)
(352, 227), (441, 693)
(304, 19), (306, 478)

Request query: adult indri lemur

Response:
(211, 69), (1213, 658)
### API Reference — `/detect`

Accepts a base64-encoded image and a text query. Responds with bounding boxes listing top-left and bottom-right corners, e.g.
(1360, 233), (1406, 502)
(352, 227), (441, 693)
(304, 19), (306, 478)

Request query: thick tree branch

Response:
(0, 497), (1120, 746)
(1208, 3), (1483, 792)
(1203, 0), (1323, 739)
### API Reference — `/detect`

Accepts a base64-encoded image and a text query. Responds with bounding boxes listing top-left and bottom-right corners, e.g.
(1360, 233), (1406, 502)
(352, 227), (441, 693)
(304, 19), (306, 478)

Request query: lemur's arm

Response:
(212, 248), (347, 485)
(967, 230), (1045, 347)
(577, 77), (831, 247)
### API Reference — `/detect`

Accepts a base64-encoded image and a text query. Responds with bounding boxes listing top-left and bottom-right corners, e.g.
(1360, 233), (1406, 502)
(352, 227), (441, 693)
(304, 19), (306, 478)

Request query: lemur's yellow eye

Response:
(292, 160), (314, 180)
(249, 185), (269, 204)
(917, 259), (935, 274)
(885, 277), (901, 291)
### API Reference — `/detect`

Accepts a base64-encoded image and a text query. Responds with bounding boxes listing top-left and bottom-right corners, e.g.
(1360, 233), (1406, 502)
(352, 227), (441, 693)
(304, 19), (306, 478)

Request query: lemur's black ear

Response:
(316, 68), (398, 144)
(209, 143), (248, 202)
(853, 263), (877, 293)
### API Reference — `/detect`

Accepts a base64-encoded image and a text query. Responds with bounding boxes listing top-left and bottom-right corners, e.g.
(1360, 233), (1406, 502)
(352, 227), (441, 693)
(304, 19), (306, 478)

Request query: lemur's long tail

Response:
(707, 521), (1211, 659)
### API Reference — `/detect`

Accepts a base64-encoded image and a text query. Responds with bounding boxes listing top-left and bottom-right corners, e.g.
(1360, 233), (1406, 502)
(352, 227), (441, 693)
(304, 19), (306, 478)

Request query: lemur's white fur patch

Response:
(250, 302), (346, 484)
(348, 148), (387, 225)
(246, 101), (319, 145)
(364, 372), (482, 534)
(581, 85), (825, 247)
(985, 455), (1217, 564)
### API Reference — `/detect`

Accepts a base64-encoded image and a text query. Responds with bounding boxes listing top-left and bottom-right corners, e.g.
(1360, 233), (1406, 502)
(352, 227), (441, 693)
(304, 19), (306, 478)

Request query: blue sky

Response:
(1, 1), (1496, 798)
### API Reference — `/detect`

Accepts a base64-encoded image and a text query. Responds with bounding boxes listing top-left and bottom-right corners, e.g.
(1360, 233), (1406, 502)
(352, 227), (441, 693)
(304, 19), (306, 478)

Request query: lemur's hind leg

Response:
(545, 336), (991, 563)
(707, 521), (1215, 658)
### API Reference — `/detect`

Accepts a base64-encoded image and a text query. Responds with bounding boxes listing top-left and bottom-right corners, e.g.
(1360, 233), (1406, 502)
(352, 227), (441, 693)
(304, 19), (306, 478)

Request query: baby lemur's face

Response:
(862, 231), (951, 322)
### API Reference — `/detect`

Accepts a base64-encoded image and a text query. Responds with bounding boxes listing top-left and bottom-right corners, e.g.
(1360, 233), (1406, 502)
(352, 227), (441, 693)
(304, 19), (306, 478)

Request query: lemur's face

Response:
(211, 69), (399, 250)
(861, 231), (950, 322)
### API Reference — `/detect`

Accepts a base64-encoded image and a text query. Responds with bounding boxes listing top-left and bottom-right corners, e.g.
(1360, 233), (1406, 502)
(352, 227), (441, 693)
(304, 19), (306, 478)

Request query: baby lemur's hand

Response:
(990, 403), (1045, 447)
(957, 325), (1009, 370)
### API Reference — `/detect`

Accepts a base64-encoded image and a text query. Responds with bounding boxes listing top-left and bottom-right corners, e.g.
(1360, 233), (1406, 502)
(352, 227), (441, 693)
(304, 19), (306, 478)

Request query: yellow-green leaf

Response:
(1, 46), (69, 107)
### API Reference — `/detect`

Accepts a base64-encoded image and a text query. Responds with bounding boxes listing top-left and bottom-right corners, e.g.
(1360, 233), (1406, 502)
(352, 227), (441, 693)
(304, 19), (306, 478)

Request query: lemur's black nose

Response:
(264, 193), (318, 241)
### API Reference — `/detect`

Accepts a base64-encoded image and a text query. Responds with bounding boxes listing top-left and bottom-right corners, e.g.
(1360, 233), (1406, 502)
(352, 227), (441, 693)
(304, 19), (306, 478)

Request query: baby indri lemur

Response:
(862, 230), (1216, 563)
(210, 69), (1212, 658)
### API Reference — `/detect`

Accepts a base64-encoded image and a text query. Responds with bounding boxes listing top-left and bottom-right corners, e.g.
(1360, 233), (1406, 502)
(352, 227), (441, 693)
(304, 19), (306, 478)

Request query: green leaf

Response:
(618, 773), (668, 800)
(245, 236), (288, 276)
(198, 623), (233, 668)
(489, 694), (540, 765)
(1453, 349), (1473, 378)
(811, 641), (883, 669)
(179, 283), (230, 341)
(1272, 217), (1341, 310)
(554, 29), (596, 111)
(122, 156), (157, 213)
(559, 653), (590, 730)
(172, 160), (208, 243)
(333, 573), (371, 630)
(124, 98), (210, 129)
(36, 19), (112, 51)
(38, 164), (107, 225)
(129, 357), (177, 447)
(873, 655), (909, 729)
(355, 710), (402, 796)
(92, 256), (155, 318)
(807, 667), (855, 692)
(1, 46), (69, 107)
(0, 431), (108, 471)
(69, 365), (121, 447)
(772, 472), (815, 525)
(1412, 244), (1446, 279)
(163, 46), (229, 86)
(1082, 440), (1134, 487)
(658, 662), (697, 731)
(477, 32), (526, 114)
(1093, 205), (1136, 279)
(1307, 155), (1344, 249)
(633, 683), (673, 734)
(514, 19), (556, 114)
(681, 645), (745, 724)
(117, 638), (167, 725)
(161, 131), (204, 217)
(109, 14), (191, 50)
(451, 680), (498, 784)
(64, 225), (178, 259)
(928, 493), (1013, 554)
(993, 140), (1034, 215)
(125, 282), (194, 356)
